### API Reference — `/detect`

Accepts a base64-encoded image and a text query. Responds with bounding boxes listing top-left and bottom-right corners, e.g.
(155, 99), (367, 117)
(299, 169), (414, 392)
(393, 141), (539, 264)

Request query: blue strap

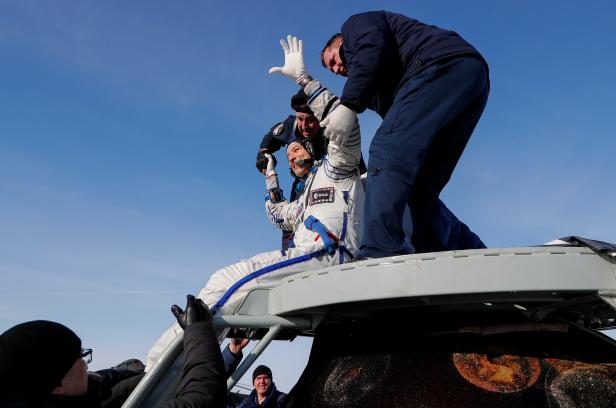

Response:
(339, 212), (349, 264)
(342, 191), (349, 205)
(339, 245), (354, 261)
(211, 247), (328, 314)
(304, 215), (338, 256)
(338, 191), (350, 264)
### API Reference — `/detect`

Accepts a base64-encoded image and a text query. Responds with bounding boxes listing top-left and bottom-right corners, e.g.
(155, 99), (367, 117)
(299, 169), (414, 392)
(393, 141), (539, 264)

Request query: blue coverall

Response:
(338, 11), (489, 257)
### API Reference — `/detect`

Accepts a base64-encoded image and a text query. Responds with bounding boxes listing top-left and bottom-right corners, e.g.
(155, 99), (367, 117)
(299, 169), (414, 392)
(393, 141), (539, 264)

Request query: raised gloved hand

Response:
(263, 153), (284, 203)
(171, 294), (212, 330)
(320, 104), (358, 145)
(256, 150), (276, 174)
(269, 35), (310, 85)
(264, 153), (277, 178)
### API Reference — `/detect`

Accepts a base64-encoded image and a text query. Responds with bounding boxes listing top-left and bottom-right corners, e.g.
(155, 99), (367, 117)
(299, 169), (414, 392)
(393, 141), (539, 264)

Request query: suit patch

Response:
(295, 203), (304, 219)
(309, 187), (335, 205)
(273, 123), (284, 135)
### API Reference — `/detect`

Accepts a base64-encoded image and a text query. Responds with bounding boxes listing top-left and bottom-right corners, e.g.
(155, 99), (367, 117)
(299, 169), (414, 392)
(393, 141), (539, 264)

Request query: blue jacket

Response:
(236, 383), (286, 408)
(340, 10), (486, 117)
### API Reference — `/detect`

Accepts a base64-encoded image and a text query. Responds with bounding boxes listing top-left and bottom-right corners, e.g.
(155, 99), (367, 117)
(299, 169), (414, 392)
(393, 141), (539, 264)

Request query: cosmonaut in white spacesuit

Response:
(145, 39), (363, 369)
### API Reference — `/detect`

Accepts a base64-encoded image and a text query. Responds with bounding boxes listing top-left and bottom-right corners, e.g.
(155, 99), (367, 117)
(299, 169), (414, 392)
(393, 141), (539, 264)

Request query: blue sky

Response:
(1, 0), (615, 392)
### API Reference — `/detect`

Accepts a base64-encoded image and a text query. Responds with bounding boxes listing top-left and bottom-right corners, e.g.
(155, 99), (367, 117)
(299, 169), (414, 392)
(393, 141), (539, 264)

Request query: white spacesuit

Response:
(145, 79), (363, 370)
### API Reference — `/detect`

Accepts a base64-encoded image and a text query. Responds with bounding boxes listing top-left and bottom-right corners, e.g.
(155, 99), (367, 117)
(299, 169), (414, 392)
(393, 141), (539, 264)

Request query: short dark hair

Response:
(320, 33), (342, 68)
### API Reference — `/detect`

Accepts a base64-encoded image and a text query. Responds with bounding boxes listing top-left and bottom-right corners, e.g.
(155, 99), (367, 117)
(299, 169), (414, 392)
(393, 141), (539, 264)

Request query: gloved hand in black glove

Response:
(256, 150), (277, 174)
(171, 294), (212, 330)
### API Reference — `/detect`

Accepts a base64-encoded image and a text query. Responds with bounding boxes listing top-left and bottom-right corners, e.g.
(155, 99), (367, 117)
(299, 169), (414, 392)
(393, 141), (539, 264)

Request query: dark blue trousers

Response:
(358, 56), (489, 258)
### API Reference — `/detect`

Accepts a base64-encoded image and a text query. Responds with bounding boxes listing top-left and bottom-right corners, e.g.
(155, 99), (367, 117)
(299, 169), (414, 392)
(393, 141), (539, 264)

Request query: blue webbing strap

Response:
(338, 191), (351, 264)
(304, 215), (338, 256)
(339, 212), (348, 264)
(211, 247), (328, 314)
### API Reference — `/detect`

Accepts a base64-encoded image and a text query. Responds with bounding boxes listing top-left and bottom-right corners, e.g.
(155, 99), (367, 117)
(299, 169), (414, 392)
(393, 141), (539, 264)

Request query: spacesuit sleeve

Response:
(304, 80), (361, 178)
(303, 80), (341, 122)
(265, 198), (301, 232)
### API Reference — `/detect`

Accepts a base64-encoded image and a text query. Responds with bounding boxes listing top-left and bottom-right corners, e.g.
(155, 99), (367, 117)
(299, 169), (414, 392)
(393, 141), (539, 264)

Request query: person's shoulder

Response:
(343, 10), (387, 27)
(271, 115), (295, 132)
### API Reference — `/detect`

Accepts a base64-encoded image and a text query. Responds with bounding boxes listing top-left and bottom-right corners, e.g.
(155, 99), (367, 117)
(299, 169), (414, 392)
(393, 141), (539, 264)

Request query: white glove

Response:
(320, 104), (358, 145)
(268, 35), (309, 84)
(264, 153), (279, 191)
(264, 153), (277, 178)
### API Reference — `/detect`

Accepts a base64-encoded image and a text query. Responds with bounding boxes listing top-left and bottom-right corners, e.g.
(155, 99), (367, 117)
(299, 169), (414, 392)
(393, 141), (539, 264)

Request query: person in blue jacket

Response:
(321, 10), (489, 258)
(271, 11), (488, 258)
(237, 365), (286, 408)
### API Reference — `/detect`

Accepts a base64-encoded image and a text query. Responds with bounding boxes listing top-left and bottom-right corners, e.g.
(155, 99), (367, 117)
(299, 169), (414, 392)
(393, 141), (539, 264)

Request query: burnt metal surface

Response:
(284, 314), (616, 408)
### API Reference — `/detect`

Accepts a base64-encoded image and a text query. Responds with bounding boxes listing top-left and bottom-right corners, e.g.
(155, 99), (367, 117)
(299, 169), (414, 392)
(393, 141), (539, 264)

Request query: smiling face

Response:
(296, 112), (320, 138)
(254, 374), (272, 398)
(322, 37), (347, 76)
(287, 141), (312, 178)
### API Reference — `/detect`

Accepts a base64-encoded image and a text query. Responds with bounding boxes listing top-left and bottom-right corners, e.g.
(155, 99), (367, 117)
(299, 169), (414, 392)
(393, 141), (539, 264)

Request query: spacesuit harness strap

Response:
(303, 205), (354, 264)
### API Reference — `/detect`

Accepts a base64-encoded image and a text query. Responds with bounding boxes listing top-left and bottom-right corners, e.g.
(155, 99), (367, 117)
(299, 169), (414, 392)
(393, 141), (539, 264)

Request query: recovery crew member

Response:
(271, 11), (488, 258)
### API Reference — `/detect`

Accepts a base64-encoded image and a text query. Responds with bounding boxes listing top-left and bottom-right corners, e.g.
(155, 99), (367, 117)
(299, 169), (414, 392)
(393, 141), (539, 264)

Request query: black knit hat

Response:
(0, 320), (82, 398)
(252, 364), (273, 382)
(291, 90), (313, 114)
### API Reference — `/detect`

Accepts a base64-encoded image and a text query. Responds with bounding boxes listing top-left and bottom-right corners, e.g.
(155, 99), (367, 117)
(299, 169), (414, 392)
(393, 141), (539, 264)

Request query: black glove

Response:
(256, 150), (276, 173)
(171, 294), (212, 330)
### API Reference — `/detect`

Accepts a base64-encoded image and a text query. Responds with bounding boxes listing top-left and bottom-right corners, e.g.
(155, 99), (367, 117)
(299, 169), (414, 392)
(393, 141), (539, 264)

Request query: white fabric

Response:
(320, 104), (358, 147)
(145, 243), (336, 370)
(268, 35), (308, 83)
(145, 100), (364, 369)
(264, 153), (279, 191)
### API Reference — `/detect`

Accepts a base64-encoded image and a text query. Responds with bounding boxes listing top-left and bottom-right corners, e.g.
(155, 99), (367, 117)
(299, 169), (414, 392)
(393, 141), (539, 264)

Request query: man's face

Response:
(296, 112), (320, 138)
(52, 358), (89, 396)
(287, 142), (312, 178)
(254, 374), (272, 397)
(322, 38), (347, 76)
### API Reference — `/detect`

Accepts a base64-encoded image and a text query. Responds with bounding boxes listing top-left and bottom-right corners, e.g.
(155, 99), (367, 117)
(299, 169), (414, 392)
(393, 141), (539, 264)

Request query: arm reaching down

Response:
(161, 295), (226, 408)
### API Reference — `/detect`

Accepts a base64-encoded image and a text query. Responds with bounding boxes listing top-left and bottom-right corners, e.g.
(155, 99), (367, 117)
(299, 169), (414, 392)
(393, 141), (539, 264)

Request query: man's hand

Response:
(256, 150), (275, 174)
(269, 35), (309, 84)
(171, 294), (212, 330)
(228, 338), (250, 355)
(264, 153), (277, 177)
(320, 104), (358, 145)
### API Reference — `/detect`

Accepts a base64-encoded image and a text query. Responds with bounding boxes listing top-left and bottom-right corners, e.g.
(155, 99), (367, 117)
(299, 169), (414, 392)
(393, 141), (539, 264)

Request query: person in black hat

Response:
(0, 294), (226, 408)
(255, 89), (330, 251)
(256, 89), (328, 180)
(0, 320), (94, 406)
(237, 365), (286, 408)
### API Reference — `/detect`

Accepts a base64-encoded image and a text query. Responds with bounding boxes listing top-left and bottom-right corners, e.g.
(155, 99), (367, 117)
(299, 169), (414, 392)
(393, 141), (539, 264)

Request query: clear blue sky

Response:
(1, 0), (615, 392)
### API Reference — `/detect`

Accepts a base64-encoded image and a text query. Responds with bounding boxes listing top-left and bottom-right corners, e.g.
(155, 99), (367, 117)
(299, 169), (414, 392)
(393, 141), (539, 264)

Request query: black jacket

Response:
(159, 320), (226, 408)
(259, 116), (296, 153)
(1, 321), (226, 408)
(340, 10), (485, 117)
(259, 116), (328, 162)
(236, 383), (286, 408)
